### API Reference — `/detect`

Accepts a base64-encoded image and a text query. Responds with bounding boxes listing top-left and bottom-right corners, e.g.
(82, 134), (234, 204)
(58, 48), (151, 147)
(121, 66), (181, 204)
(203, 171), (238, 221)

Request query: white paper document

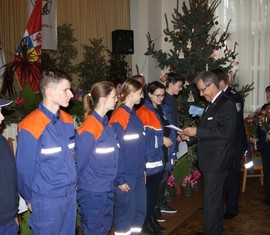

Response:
(165, 124), (183, 132)
(176, 141), (188, 159)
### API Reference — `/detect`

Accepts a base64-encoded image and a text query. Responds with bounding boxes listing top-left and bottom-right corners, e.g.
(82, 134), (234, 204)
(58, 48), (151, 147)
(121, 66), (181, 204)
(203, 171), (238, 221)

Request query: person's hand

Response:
(182, 127), (197, 137)
(250, 136), (258, 144)
(15, 216), (19, 226)
(27, 203), (32, 212)
(118, 183), (130, 192)
(163, 136), (173, 148)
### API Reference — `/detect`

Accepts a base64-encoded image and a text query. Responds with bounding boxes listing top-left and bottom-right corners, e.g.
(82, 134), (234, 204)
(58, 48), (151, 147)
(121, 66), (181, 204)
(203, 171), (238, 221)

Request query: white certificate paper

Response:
(165, 124), (183, 132)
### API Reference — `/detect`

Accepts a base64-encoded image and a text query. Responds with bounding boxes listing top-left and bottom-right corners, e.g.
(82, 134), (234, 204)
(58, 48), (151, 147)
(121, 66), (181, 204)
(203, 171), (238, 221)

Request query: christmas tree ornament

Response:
(164, 37), (168, 42)
(178, 49), (185, 59)
(160, 74), (167, 82)
(215, 21), (219, 25)
(187, 91), (195, 103)
(186, 39), (192, 50)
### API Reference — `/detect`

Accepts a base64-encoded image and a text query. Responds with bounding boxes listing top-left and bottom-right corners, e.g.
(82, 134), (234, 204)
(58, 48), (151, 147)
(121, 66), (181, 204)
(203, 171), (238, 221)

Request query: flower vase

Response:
(183, 189), (193, 197)
(175, 184), (182, 195)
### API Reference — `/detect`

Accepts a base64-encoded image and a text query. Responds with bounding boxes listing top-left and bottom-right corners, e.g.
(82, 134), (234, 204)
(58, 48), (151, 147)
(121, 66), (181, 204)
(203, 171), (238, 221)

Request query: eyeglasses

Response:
(198, 83), (211, 93)
(152, 93), (165, 98)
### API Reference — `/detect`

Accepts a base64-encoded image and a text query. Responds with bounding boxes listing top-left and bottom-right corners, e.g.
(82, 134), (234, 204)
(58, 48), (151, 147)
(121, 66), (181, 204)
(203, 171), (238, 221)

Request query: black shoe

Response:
(154, 208), (165, 222)
(198, 207), (204, 212)
(142, 219), (162, 235)
(159, 204), (177, 213)
(224, 211), (238, 220)
(150, 215), (166, 232)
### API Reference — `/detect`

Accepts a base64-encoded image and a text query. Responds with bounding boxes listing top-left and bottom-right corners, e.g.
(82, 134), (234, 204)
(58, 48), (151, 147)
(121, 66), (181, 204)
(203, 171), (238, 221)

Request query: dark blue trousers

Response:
(29, 192), (77, 235)
(0, 219), (18, 235)
(114, 174), (146, 234)
(145, 171), (163, 218)
(224, 154), (242, 214)
(261, 150), (270, 202)
(78, 189), (114, 235)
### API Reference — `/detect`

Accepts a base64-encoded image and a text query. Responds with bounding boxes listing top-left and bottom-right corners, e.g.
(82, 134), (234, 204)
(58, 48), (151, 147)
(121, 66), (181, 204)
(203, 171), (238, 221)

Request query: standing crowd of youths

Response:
(1, 68), (269, 235)
(1, 69), (184, 235)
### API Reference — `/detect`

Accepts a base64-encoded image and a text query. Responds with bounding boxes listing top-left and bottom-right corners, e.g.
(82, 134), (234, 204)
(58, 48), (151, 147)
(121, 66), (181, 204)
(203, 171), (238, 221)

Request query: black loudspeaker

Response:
(112, 29), (134, 55)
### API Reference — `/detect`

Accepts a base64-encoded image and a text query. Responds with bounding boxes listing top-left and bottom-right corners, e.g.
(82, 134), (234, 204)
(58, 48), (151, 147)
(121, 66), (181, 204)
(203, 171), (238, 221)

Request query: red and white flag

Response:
(0, 36), (6, 91)
(15, 0), (42, 92)
(28, 0), (57, 50)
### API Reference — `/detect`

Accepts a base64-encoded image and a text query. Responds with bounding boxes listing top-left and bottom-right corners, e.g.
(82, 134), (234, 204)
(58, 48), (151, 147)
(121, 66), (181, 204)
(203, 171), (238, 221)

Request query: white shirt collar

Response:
(211, 90), (222, 104)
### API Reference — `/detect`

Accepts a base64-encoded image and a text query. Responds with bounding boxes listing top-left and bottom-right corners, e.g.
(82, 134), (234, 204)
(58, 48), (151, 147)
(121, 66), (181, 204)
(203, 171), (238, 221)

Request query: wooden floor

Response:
(79, 177), (270, 235)
(164, 178), (270, 235)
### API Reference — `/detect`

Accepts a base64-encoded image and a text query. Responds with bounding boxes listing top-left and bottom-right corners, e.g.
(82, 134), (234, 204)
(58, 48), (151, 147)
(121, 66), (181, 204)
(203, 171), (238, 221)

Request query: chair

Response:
(241, 117), (264, 192)
(241, 153), (264, 193)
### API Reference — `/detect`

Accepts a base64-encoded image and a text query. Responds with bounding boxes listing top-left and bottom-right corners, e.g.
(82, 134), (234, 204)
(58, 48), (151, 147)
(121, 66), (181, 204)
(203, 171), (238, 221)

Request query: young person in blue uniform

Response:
(109, 78), (147, 235)
(16, 69), (77, 235)
(182, 71), (237, 235)
(154, 72), (185, 220)
(76, 81), (119, 235)
(212, 68), (248, 219)
(255, 85), (270, 205)
(136, 81), (176, 234)
(0, 98), (19, 235)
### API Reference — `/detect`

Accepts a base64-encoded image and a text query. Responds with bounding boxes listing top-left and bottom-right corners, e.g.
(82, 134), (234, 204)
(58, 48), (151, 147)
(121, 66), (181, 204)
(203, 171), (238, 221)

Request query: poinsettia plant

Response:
(246, 107), (270, 140)
(181, 170), (202, 191)
(167, 174), (178, 196)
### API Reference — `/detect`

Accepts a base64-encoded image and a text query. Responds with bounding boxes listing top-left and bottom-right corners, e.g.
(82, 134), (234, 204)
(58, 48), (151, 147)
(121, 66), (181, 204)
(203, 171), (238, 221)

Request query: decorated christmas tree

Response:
(145, 0), (252, 127)
(145, 0), (254, 185)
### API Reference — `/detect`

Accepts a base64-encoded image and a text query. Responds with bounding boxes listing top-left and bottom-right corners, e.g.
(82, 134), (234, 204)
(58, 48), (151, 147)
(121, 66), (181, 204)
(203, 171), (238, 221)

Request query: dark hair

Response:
(265, 86), (270, 93)
(147, 81), (165, 95)
(112, 79), (124, 87)
(83, 81), (114, 119)
(211, 68), (228, 82)
(165, 72), (186, 88)
(194, 71), (219, 88)
(40, 69), (72, 97)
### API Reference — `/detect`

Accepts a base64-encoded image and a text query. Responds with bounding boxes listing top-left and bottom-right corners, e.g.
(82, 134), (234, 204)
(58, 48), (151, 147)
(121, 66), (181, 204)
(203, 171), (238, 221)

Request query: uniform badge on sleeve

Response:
(236, 103), (241, 112)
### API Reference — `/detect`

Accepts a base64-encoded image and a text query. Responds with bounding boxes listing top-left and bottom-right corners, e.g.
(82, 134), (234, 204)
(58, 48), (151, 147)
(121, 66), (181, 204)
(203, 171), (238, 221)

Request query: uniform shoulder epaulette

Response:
(230, 89), (237, 95)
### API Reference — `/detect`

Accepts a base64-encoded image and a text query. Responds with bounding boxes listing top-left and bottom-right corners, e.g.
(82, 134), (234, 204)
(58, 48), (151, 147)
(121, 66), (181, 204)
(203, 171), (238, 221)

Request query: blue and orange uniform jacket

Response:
(16, 103), (77, 204)
(136, 99), (165, 176)
(76, 111), (119, 192)
(161, 103), (177, 172)
(109, 104), (147, 186)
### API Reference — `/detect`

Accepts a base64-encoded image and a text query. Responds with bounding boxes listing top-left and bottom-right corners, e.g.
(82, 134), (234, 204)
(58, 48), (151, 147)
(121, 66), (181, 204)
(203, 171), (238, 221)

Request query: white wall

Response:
(130, 0), (181, 83)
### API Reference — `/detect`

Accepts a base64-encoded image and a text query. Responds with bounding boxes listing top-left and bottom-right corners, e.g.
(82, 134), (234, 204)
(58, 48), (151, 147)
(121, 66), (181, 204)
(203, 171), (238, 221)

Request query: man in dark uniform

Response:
(0, 98), (19, 235)
(182, 71), (237, 235)
(212, 68), (248, 219)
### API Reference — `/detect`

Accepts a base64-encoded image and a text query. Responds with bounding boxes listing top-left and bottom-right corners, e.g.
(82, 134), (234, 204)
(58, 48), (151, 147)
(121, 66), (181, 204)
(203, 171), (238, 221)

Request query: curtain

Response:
(0, 0), (130, 85)
(214, 0), (270, 113)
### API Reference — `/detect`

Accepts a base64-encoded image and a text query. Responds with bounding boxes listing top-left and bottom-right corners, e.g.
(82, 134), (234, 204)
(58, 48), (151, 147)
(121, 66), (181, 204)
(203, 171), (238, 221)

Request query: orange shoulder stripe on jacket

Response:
(18, 109), (51, 140)
(77, 115), (103, 140)
(60, 110), (74, 124)
(136, 105), (162, 130)
(109, 107), (130, 130)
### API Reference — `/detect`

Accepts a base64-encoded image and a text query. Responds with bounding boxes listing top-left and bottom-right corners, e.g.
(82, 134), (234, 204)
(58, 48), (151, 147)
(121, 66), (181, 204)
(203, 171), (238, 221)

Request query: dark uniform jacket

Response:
(197, 92), (237, 173)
